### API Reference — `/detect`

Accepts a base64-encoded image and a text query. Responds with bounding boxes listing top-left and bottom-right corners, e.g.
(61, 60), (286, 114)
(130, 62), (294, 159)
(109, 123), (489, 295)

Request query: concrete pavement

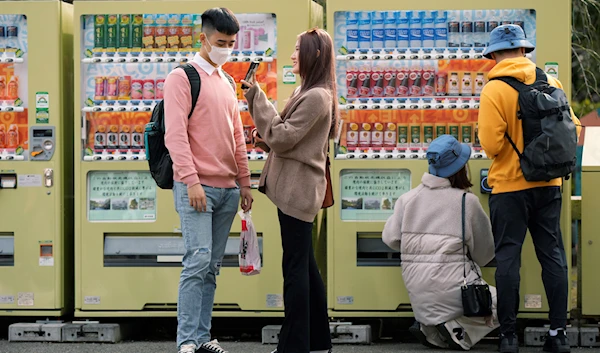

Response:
(2, 341), (600, 353)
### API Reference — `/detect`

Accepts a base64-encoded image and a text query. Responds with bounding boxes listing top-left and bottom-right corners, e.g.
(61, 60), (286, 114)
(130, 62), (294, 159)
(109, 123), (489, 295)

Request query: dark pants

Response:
(489, 187), (568, 334)
(277, 209), (331, 353)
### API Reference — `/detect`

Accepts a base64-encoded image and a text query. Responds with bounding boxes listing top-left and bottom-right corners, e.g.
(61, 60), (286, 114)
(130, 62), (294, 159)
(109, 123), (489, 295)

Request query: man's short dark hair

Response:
(201, 8), (240, 36)
(493, 47), (524, 57)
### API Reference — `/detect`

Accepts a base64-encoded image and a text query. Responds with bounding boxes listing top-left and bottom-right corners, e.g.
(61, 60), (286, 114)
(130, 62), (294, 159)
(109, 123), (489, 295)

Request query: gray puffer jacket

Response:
(382, 173), (494, 326)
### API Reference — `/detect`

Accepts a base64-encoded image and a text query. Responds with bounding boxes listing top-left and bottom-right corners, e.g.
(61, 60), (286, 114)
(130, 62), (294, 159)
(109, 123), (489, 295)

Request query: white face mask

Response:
(205, 38), (231, 66)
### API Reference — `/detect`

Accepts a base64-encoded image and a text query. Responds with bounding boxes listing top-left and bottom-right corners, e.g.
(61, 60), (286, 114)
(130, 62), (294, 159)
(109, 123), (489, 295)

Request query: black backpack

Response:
(145, 64), (201, 189)
(491, 68), (577, 182)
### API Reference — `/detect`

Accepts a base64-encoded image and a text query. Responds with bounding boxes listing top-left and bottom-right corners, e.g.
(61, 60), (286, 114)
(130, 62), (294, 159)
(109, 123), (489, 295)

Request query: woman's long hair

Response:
(280, 28), (339, 138)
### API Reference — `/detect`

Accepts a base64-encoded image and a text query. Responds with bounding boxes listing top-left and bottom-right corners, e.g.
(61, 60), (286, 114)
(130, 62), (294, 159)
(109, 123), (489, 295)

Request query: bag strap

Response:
(177, 63), (201, 119)
(462, 192), (482, 285)
(462, 193), (467, 284)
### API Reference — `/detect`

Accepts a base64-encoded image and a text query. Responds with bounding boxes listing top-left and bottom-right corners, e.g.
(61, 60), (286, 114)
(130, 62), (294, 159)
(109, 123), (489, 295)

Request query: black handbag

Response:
(460, 193), (493, 317)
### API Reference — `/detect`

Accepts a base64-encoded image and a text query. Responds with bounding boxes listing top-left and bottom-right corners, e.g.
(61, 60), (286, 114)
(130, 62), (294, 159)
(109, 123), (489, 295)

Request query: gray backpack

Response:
(491, 68), (577, 182)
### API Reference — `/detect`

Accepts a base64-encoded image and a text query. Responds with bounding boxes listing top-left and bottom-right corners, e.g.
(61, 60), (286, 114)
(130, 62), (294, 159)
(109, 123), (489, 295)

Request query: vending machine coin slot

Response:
(29, 126), (56, 161)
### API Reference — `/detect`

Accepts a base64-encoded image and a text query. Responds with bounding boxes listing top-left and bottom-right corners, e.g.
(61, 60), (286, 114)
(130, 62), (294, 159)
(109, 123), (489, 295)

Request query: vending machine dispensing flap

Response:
(0, 174), (17, 189)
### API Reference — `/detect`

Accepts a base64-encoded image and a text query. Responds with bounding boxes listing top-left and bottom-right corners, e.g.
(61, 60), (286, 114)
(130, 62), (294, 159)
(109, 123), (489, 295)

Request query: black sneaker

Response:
(197, 340), (228, 353)
(543, 330), (571, 353)
(498, 333), (519, 353)
(409, 321), (436, 348)
(436, 323), (465, 350)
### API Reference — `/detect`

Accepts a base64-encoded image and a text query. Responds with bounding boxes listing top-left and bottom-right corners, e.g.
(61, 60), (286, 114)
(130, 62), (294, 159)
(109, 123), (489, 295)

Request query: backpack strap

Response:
(535, 67), (548, 83)
(221, 70), (237, 95)
(489, 75), (530, 94)
(177, 63), (201, 119)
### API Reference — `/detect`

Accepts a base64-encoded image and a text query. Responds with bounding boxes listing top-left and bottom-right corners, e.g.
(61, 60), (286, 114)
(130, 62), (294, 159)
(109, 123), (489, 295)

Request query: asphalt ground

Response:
(1, 340), (600, 353)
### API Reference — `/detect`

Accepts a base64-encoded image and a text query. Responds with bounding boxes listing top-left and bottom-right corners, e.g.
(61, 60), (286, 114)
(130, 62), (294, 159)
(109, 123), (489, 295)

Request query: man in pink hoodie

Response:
(164, 7), (252, 353)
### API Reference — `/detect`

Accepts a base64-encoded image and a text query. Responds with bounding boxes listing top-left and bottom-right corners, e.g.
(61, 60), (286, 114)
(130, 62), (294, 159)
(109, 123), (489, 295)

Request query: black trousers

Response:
(277, 209), (331, 353)
(489, 187), (568, 334)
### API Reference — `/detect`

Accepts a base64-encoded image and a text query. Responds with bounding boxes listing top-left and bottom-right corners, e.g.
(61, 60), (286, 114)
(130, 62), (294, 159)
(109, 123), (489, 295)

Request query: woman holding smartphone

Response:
(241, 28), (337, 353)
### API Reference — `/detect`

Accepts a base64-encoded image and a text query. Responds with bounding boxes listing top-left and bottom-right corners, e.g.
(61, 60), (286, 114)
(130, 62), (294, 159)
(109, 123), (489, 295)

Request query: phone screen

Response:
(242, 62), (260, 89)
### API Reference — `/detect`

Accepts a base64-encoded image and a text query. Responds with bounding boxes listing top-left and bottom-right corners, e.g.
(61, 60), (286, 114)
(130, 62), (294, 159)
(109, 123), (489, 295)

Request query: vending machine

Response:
(0, 0), (73, 316)
(326, 0), (572, 318)
(73, 0), (323, 317)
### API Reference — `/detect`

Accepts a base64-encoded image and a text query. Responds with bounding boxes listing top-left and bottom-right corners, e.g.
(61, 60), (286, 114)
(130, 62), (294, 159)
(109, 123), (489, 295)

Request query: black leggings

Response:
(276, 209), (331, 353)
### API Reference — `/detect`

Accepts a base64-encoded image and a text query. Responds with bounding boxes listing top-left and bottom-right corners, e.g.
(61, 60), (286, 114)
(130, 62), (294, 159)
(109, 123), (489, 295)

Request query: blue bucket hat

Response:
(483, 24), (535, 59)
(426, 135), (471, 178)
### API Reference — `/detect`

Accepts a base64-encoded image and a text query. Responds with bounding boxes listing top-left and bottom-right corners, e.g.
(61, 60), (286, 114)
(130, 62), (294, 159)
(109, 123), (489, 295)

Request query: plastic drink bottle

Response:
(384, 11), (397, 49)
(396, 11), (410, 48)
(371, 11), (385, 49)
(346, 12), (359, 50)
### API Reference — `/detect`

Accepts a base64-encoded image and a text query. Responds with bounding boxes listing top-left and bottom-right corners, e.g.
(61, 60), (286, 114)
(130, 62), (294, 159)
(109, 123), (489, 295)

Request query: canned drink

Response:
(94, 125), (107, 150)
(436, 72), (448, 96)
(474, 123), (481, 147)
(131, 125), (144, 148)
(461, 72), (473, 96)
(398, 124), (409, 149)
(384, 70), (397, 97)
(371, 71), (385, 97)
(118, 76), (131, 100)
(408, 70), (422, 97)
(448, 123), (460, 140)
(359, 123), (372, 148)
(461, 123), (473, 145)
(409, 124), (422, 149)
(94, 76), (106, 100)
(346, 123), (360, 148)
(155, 78), (165, 99)
(107, 125), (119, 149)
(474, 73), (485, 96)
(346, 69), (358, 98)
(119, 125), (131, 150)
(371, 123), (384, 148)
(448, 72), (460, 96)
(422, 70), (435, 96)
(180, 14), (194, 49)
(396, 68), (410, 97)
(423, 124), (434, 147)
(131, 79), (144, 100)
(106, 76), (119, 100)
(383, 123), (397, 148)
(358, 71), (372, 97)
(435, 123), (447, 138)
(142, 79), (155, 100)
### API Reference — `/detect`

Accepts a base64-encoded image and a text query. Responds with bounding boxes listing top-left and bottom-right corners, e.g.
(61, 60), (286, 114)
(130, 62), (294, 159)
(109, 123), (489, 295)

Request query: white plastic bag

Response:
(238, 211), (261, 276)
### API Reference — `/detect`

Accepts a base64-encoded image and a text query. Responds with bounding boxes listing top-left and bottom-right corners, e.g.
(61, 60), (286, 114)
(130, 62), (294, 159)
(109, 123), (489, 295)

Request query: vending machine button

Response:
(106, 156), (114, 160)
(93, 156), (102, 161)
(131, 156), (139, 160)
(118, 156), (127, 160)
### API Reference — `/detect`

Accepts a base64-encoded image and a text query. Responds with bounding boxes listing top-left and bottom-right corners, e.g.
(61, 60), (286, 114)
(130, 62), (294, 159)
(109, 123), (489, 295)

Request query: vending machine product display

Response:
(326, 0), (572, 317)
(74, 0), (323, 316)
(0, 0), (73, 316)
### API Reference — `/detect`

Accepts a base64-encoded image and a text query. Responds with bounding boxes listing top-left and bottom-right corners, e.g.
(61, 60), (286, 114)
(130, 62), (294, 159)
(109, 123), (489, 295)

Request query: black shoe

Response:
(543, 330), (571, 353)
(498, 333), (519, 353)
(197, 340), (228, 353)
(409, 321), (436, 348)
(436, 323), (465, 350)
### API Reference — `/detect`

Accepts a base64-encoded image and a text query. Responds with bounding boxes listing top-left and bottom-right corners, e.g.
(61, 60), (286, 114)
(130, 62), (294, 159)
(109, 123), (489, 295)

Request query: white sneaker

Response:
(198, 339), (228, 353)
(179, 344), (197, 353)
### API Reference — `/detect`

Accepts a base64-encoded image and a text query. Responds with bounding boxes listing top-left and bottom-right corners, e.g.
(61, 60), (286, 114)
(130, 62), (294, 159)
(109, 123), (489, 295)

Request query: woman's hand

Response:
(241, 72), (257, 95)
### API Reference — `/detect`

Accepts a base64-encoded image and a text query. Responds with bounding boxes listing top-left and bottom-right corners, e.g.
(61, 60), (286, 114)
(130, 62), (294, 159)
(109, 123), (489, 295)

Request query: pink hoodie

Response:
(164, 56), (250, 188)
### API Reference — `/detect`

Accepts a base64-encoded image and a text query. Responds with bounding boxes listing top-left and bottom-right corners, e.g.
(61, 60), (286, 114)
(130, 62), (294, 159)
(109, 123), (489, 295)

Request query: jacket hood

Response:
(487, 57), (537, 83)
(421, 173), (451, 189)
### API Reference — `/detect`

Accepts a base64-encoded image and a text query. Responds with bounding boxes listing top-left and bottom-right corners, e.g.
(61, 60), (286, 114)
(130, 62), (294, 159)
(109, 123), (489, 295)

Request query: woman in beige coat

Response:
(383, 135), (499, 350)
(241, 28), (337, 353)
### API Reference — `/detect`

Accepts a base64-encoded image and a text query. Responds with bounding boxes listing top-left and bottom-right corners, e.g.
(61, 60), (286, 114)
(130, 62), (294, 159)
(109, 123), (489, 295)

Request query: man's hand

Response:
(188, 184), (207, 212)
(240, 186), (254, 212)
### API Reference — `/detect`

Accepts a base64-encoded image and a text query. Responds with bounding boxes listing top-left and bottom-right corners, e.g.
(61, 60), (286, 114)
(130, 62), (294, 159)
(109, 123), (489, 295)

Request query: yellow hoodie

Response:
(478, 57), (582, 194)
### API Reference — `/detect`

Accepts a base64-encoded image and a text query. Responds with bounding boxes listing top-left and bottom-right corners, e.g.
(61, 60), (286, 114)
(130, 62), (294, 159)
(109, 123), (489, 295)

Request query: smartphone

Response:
(242, 61), (260, 89)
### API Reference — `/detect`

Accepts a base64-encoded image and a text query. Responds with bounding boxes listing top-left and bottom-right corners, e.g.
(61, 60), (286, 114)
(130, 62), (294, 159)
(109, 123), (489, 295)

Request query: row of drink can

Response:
(93, 124), (145, 151)
(346, 61), (488, 98)
(346, 122), (480, 150)
(94, 76), (165, 101)
(345, 9), (527, 50)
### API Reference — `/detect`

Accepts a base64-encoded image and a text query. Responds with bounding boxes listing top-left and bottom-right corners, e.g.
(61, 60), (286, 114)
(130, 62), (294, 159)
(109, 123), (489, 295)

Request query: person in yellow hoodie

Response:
(479, 25), (581, 353)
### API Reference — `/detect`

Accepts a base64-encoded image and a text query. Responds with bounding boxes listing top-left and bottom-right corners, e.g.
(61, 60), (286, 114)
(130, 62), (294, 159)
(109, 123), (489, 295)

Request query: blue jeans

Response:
(173, 181), (240, 348)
